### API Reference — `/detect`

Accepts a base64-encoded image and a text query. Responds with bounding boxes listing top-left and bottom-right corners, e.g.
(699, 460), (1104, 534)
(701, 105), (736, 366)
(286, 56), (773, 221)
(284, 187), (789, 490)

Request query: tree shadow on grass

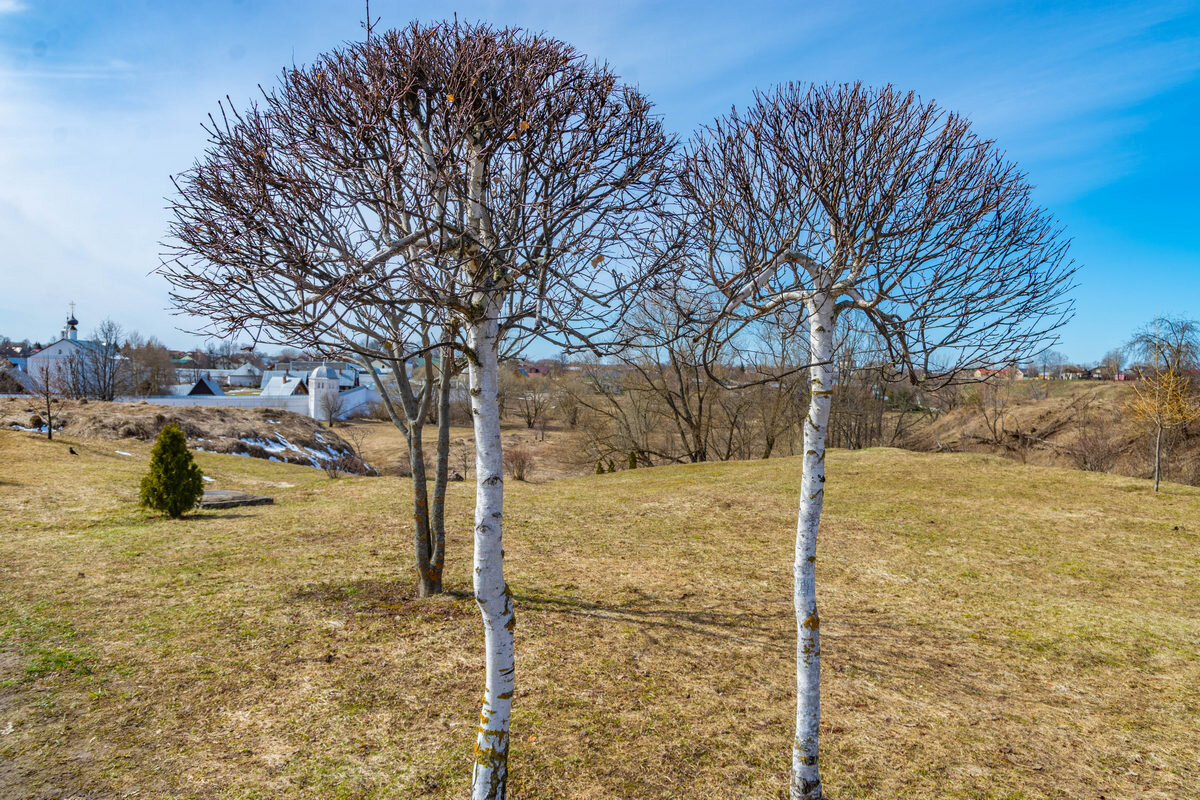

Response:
(514, 590), (998, 702)
(820, 609), (1009, 705)
(512, 589), (791, 649)
(289, 576), (474, 621)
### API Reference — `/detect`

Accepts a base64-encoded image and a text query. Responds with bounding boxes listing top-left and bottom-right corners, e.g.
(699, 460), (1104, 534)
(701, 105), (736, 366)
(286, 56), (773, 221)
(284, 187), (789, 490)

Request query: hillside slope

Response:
(0, 429), (1197, 799)
(1, 397), (361, 469)
(901, 380), (1200, 485)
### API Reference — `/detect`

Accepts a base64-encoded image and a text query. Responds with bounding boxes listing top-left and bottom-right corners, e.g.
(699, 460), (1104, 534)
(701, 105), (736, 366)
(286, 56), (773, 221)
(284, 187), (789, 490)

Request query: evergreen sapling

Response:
(140, 423), (205, 518)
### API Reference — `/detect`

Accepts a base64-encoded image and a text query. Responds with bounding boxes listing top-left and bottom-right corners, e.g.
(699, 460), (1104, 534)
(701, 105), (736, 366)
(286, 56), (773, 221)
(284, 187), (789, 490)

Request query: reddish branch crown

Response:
(677, 82), (1076, 381)
(162, 20), (675, 359)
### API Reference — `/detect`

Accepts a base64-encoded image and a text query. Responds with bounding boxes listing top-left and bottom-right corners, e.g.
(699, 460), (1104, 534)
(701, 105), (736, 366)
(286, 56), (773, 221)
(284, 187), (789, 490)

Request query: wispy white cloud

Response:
(0, 0), (27, 15)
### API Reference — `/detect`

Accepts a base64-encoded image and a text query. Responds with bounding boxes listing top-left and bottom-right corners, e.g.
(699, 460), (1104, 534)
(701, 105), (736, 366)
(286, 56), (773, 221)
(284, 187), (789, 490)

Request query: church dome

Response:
(310, 365), (339, 381)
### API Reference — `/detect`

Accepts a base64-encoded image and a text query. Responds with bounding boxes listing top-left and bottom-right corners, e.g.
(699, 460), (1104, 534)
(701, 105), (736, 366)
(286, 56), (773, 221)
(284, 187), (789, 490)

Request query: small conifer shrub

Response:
(140, 423), (204, 518)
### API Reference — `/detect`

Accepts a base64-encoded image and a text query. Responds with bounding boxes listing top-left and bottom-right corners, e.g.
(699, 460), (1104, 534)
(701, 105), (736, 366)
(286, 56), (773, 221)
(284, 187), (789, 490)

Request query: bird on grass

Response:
(68, 447), (78, 455)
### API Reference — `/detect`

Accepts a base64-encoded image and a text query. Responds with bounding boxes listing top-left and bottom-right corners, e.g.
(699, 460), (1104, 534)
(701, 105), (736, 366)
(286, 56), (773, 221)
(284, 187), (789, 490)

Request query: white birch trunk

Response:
(792, 295), (833, 800)
(468, 309), (515, 800)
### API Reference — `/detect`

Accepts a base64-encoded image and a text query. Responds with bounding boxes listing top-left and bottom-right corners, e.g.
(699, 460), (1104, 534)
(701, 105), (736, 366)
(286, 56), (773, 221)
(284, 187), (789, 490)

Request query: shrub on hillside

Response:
(504, 446), (533, 481)
(139, 423), (204, 518)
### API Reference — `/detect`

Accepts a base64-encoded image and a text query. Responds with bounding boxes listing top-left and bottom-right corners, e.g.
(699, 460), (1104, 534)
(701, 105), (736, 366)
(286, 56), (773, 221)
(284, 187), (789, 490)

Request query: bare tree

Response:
(161, 20), (673, 799)
(567, 359), (663, 466)
(549, 373), (584, 428)
(1099, 347), (1124, 379)
(1127, 316), (1199, 375)
(1038, 348), (1067, 380)
(211, 337), (241, 369)
(514, 384), (551, 429)
(70, 319), (128, 401)
(319, 387), (346, 427)
(123, 333), (178, 396)
(30, 362), (60, 441)
(678, 82), (1075, 799)
(1124, 317), (1200, 490)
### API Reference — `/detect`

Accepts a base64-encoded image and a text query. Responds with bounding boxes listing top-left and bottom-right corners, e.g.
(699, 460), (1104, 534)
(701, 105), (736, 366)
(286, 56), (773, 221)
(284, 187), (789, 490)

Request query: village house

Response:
(226, 362), (264, 387)
(972, 366), (1024, 380)
(261, 375), (308, 397)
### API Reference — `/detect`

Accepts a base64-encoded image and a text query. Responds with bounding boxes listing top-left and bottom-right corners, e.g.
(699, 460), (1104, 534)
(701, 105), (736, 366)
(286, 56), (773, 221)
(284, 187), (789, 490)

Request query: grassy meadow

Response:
(0, 427), (1198, 799)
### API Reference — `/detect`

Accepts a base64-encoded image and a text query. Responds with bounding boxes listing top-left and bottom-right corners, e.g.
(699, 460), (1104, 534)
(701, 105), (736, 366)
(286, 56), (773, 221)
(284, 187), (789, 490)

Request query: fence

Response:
(104, 385), (382, 420)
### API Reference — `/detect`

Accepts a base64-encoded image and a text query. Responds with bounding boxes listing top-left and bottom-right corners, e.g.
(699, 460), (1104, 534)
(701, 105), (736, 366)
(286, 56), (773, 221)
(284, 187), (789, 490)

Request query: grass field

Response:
(1, 427), (1198, 799)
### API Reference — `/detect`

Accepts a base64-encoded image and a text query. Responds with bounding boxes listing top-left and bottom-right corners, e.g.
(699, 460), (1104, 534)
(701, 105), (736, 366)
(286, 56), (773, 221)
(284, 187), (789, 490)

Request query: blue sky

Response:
(0, 0), (1197, 362)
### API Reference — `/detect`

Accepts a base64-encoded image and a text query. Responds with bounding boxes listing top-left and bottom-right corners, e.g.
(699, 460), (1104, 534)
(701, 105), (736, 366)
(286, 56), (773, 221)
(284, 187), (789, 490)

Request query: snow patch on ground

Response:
(237, 434), (352, 468)
(240, 435), (294, 454)
(114, 450), (134, 457)
(202, 475), (215, 483)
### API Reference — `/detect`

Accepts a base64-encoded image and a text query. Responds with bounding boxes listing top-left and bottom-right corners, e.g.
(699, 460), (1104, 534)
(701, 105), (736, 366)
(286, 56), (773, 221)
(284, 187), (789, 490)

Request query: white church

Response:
(24, 306), (114, 388)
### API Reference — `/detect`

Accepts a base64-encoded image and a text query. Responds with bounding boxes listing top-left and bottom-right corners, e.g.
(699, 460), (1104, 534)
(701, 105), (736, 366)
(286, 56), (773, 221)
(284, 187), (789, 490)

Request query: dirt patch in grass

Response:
(1, 430), (1198, 798)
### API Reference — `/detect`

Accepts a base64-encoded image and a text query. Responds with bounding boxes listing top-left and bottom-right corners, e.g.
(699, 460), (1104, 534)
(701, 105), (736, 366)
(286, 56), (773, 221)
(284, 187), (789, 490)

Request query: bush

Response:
(364, 401), (392, 421)
(139, 423), (204, 518)
(504, 446), (533, 481)
(1070, 427), (1123, 473)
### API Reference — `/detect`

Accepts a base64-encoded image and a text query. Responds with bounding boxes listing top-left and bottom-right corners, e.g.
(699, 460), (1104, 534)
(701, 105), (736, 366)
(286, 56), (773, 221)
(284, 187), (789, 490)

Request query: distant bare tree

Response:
(1127, 316), (1199, 375)
(1125, 317), (1200, 490)
(1100, 348), (1125, 379)
(514, 385), (551, 429)
(319, 388), (346, 427)
(30, 362), (60, 441)
(210, 338), (241, 369)
(679, 82), (1075, 799)
(76, 319), (128, 401)
(1038, 349), (1068, 380)
(550, 375), (584, 428)
(123, 333), (178, 396)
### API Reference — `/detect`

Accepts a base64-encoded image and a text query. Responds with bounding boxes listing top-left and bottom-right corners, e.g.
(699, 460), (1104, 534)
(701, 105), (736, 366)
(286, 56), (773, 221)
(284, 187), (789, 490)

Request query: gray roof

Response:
(33, 338), (115, 355)
(261, 376), (308, 396)
(310, 365), (339, 380)
(228, 362), (263, 376)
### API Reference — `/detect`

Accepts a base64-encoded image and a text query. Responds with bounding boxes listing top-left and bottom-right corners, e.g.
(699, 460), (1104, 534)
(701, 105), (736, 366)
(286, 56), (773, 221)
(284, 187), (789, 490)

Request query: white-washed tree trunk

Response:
(468, 308), (515, 800)
(792, 295), (833, 800)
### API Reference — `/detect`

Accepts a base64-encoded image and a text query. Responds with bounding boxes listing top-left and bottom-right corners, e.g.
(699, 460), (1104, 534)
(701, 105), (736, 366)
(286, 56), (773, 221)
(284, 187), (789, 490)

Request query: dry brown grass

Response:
(344, 418), (588, 481)
(1, 426), (1198, 799)
(0, 397), (359, 470)
(905, 380), (1200, 485)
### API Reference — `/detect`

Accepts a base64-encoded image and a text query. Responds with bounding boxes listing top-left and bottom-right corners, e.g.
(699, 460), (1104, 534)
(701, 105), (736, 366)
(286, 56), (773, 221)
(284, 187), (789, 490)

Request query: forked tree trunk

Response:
(792, 296), (833, 800)
(364, 357), (444, 596)
(408, 433), (441, 597)
(468, 310), (515, 800)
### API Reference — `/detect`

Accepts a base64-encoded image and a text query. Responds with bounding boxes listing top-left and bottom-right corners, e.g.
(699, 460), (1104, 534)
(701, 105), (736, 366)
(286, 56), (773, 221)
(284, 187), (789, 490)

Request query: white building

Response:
(226, 362), (264, 387)
(25, 310), (113, 390)
(307, 365), (340, 419)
